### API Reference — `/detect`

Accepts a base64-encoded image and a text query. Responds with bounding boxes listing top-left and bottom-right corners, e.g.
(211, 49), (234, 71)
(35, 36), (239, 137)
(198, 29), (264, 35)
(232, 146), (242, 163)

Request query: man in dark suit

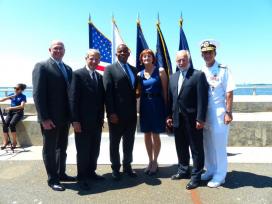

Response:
(167, 50), (209, 190)
(103, 44), (138, 180)
(69, 49), (105, 191)
(32, 40), (76, 191)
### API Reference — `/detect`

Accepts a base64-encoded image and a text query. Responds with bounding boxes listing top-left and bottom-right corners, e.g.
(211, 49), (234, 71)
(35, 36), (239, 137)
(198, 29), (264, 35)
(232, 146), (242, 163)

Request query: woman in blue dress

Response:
(138, 49), (168, 175)
(0, 83), (27, 149)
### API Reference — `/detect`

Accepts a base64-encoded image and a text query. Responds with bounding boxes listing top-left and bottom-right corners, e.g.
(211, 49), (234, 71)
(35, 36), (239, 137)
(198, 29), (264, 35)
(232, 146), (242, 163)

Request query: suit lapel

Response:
(116, 62), (133, 89)
(48, 58), (71, 85)
(179, 68), (193, 96)
(82, 68), (97, 90)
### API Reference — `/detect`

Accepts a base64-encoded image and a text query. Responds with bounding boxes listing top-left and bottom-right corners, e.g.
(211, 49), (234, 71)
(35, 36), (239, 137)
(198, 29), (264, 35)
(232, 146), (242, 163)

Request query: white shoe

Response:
(207, 179), (225, 188)
(201, 173), (213, 181)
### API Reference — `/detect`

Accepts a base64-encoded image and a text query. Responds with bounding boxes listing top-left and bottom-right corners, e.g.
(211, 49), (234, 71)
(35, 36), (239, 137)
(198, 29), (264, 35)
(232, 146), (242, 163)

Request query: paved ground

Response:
(0, 161), (271, 204)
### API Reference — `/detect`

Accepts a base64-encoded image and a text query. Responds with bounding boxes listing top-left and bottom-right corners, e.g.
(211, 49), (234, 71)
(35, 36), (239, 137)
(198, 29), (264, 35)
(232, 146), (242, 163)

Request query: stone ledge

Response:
(1, 113), (272, 147)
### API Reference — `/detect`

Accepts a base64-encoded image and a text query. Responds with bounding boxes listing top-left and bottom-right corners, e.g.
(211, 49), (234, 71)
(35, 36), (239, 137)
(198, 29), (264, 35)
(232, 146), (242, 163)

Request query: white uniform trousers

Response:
(203, 104), (229, 181)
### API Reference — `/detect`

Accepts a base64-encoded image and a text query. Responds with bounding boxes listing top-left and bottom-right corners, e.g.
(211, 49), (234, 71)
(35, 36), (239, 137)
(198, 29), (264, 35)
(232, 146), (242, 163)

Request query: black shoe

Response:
(112, 171), (121, 181)
(60, 174), (77, 182)
(186, 180), (200, 190)
(49, 183), (65, 191)
(89, 172), (105, 181)
(78, 181), (90, 191)
(171, 173), (190, 180)
(123, 168), (137, 178)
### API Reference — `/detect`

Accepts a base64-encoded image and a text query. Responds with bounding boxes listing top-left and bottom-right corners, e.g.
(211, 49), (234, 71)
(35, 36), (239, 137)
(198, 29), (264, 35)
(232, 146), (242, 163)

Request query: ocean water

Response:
(1, 85), (272, 98)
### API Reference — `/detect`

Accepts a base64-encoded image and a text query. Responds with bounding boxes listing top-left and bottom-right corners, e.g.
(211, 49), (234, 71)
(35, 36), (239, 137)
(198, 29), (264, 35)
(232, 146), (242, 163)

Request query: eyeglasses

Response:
(14, 87), (20, 91)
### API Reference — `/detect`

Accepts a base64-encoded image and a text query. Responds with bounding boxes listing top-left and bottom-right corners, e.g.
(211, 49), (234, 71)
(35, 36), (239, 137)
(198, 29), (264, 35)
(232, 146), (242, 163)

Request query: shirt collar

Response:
(85, 65), (96, 74)
(51, 57), (62, 65)
(178, 63), (190, 73)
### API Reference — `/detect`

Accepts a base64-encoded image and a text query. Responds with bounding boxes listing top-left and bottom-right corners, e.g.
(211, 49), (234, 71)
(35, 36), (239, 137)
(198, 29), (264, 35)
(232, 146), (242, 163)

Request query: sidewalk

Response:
(1, 134), (272, 164)
(0, 134), (271, 204)
(0, 161), (271, 204)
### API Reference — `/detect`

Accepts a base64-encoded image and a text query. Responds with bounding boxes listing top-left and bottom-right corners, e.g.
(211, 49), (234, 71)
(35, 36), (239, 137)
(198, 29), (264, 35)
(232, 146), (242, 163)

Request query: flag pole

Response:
(88, 13), (92, 24)
(179, 12), (183, 27)
(157, 12), (160, 25)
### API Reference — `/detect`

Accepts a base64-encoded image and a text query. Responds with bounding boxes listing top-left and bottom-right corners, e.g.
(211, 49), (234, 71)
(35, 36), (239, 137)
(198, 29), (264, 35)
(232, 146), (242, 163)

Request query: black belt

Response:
(143, 93), (161, 99)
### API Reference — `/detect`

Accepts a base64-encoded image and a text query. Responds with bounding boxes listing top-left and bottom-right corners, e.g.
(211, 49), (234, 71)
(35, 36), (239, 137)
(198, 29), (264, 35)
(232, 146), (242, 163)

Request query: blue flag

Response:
(156, 23), (172, 77)
(177, 18), (193, 71)
(136, 21), (149, 71)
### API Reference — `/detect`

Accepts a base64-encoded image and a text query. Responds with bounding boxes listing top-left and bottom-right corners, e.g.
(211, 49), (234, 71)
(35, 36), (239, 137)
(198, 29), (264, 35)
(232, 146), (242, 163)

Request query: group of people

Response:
(30, 39), (235, 192)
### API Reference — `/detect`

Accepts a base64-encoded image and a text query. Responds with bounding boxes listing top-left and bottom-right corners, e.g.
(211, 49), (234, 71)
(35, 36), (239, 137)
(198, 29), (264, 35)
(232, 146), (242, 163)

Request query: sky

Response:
(0, 0), (272, 86)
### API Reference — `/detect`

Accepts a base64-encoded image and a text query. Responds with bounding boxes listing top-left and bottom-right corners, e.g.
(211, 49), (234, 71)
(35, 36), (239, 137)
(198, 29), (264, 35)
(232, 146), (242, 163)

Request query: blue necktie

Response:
(123, 64), (134, 88)
(58, 62), (69, 83)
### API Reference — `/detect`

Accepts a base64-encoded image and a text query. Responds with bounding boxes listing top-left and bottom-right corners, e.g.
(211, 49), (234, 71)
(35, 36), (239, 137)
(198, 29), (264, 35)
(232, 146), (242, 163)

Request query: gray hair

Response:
(176, 50), (191, 60)
(86, 49), (101, 58)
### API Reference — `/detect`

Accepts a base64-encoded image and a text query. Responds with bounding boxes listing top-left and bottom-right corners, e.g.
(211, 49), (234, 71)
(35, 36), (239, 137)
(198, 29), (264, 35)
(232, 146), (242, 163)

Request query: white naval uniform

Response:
(202, 61), (235, 182)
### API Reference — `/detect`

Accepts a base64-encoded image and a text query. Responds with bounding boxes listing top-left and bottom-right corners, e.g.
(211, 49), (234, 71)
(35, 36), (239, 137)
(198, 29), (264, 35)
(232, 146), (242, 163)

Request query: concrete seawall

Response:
(1, 96), (272, 147)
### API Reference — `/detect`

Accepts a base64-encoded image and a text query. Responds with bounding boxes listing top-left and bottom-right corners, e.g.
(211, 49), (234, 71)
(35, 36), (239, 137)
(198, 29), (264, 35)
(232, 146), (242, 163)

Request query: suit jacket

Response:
(168, 68), (209, 128)
(103, 62), (137, 123)
(69, 67), (105, 129)
(32, 58), (72, 125)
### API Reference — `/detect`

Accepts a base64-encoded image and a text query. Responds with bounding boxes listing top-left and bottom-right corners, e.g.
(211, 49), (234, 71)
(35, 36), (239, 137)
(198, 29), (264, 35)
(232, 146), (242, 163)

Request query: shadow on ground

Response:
(223, 170), (272, 189)
(63, 165), (178, 196)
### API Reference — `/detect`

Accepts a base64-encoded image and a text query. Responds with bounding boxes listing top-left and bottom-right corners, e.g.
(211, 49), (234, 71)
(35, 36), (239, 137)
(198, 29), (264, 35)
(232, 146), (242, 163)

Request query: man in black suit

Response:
(69, 49), (105, 191)
(32, 40), (76, 191)
(103, 44), (138, 180)
(167, 50), (209, 190)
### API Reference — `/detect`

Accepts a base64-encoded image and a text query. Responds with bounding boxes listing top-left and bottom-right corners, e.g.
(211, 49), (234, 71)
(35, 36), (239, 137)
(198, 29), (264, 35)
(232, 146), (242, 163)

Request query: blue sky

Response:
(0, 0), (272, 86)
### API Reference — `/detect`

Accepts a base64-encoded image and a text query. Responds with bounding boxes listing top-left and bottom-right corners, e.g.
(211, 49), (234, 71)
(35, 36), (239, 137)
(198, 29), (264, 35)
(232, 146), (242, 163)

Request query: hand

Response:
(72, 122), (82, 133)
(166, 117), (173, 128)
(224, 113), (233, 125)
(4, 107), (10, 112)
(196, 121), (204, 130)
(42, 119), (56, 130)
(109, 114), (119, 124)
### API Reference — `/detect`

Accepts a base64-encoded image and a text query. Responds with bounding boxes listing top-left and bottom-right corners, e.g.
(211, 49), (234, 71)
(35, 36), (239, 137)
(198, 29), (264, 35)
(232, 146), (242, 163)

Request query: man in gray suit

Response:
(32, 40), (76, 191)
(103, 44), (138, 180)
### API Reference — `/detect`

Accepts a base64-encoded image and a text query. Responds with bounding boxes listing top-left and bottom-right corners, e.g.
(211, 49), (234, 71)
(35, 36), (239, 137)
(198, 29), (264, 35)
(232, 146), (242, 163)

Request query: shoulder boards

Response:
(218, 64), (227, 69)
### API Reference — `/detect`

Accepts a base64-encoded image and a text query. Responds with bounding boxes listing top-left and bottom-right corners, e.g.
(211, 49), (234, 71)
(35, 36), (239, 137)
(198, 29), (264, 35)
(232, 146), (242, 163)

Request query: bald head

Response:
(49, 40), (65, 61)
(116, 44), (130, 63)
(176, 50), (191, 70)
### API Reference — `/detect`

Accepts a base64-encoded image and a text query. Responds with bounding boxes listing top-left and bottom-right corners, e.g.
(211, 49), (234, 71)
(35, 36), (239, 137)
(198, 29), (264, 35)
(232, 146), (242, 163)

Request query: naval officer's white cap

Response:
(200, 39), (219, 52)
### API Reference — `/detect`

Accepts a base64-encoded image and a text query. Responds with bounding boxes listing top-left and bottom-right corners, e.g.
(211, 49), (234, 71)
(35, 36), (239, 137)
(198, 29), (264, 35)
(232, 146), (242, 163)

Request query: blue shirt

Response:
(9, 93), (27, 107)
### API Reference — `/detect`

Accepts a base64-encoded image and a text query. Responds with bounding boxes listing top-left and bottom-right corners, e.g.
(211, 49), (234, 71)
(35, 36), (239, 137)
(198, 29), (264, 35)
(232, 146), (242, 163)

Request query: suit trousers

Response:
(75, 125), (102, 181)
(203, 105), (229, 182)
(173, 114), (204, 182)
(109, 120), (136, 171)
(41, 123), (70, 185)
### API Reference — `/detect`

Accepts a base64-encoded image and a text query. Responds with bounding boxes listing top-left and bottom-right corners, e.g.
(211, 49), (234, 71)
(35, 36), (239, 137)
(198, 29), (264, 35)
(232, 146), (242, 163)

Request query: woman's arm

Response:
(0, 95), (15, 102)
(159, 68), (168, 105)
(6, 101), (26, 111)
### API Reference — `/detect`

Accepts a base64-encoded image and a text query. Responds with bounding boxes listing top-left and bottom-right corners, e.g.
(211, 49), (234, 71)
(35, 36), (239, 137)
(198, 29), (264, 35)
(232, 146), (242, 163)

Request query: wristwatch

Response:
(225, 111), (232, 116)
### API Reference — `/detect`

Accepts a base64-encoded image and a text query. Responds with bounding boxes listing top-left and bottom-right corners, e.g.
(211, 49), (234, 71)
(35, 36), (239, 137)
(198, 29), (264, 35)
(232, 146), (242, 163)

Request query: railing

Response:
(235, 85), (272, 96)
(1, 86), (272, 96)
(0, 88), (33, 98)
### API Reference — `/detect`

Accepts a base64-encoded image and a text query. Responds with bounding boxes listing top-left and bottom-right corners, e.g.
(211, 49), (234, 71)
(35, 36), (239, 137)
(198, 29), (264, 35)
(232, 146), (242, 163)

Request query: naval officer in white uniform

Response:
(200, 40), (236, 188)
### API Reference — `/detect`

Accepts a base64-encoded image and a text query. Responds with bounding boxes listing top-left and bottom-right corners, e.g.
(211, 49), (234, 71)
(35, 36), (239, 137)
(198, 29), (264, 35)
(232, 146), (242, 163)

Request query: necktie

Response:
(178, 70), (185, 94)
(58, 62), (69, 83)
(123, 64), (134, 88)
(92, 71), (97, 86)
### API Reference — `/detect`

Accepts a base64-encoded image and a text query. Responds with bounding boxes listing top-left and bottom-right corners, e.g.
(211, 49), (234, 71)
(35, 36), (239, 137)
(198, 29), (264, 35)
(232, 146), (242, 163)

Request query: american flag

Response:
(88, 21), (112, 72)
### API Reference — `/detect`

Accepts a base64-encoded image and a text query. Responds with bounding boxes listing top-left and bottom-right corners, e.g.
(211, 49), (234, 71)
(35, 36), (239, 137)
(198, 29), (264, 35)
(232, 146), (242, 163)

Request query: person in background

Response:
(0, 83), (27, 149)
(137, 49), (168, 175)
(103, 44), (138, 181)
(32, 40), (76, 192)
(167, 50), (209, 190)
(200, 39), (235, 188)
(70, 49), (105, 191)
